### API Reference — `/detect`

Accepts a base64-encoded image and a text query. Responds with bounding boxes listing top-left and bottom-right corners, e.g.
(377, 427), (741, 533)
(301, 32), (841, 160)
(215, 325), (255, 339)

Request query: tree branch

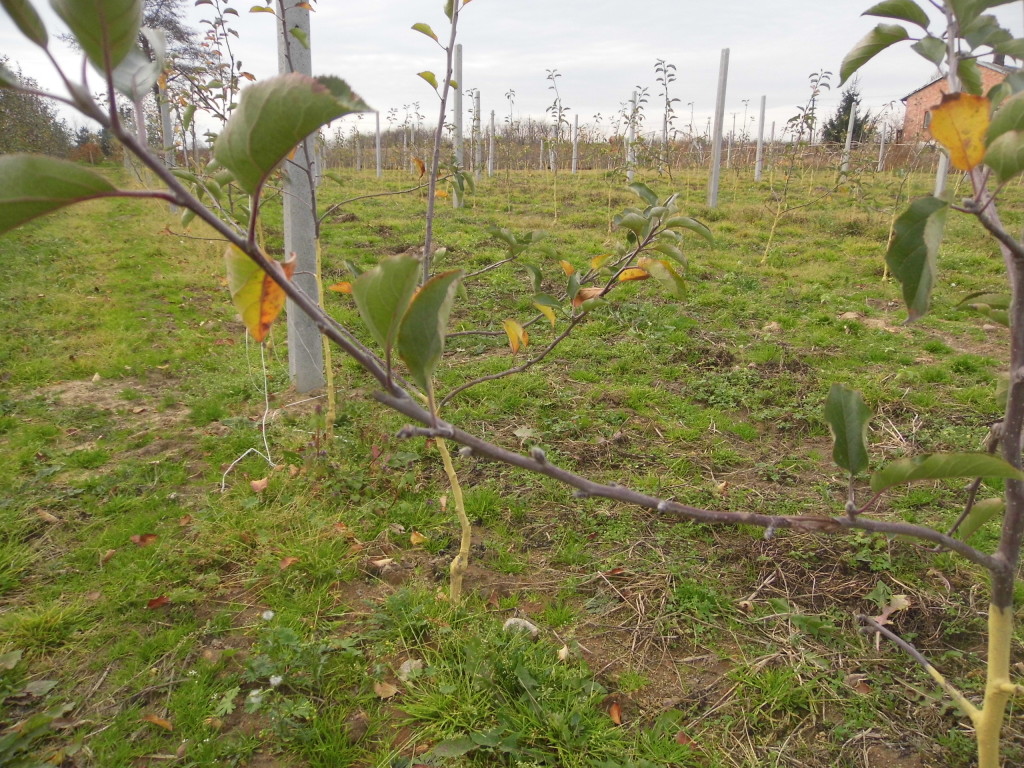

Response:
(859, 614), (980, 723)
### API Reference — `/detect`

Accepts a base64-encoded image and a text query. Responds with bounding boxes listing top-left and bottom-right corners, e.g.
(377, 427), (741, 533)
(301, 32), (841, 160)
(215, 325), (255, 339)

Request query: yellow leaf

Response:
(534, 302), (557, 328)
(412, 157), (426, 178)
(559, 259), (575, 276)
(225, 246), (296, 343)
(434, 189), (448, 198)
(929, 92), (990, 171)
(617, 267), (650, 283)
(374, 681), (399, 699)
(590, 254), (611, 270)
(410, 531), (428, 546)
(141, 714), (174, 731)
(502, 319), (526, 354)
(572, 286), (603, 308)
(328, 281), (352, 293)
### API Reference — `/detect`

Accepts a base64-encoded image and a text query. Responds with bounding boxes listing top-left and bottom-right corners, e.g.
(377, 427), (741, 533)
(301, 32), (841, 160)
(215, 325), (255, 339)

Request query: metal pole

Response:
(754, 94), (766, 181)
(707, 48), (729, 207)
(277, 0), (324, 392)
(375, 111), (382, 178)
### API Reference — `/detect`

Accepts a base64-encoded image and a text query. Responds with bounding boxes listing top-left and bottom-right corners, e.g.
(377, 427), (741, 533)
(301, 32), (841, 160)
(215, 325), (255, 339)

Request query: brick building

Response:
(901, 60), (1014, 141)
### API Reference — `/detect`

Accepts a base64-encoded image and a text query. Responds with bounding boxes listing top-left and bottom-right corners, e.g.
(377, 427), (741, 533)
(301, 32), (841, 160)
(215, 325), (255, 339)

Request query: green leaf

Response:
(958, 58), (983, 95)
(663, 215), (713, 242)
(0, 649), (23, 670)
(985, 130), (1024, 182)
(960, 291), (1010, 325)
(532, 292), (561, 308)
(443, 0), (454, 20)
(182, 103), (197, 132)
(0, 154), (116, 235)
(840, 23), (909, 85)
(411, 22), (438, 42)
(430, 736), (477, 758)
(956, 497), (1004, 541)
(824, 384), (871, 476)
(50, 0), (143, 71)
(992, 37), (1024, 60)
(418, 70), (438, 89)
(870, 453), (1024, 494)
(214, 72), (370, 195)
(522, 263), (542, 293)
(315, 75), (367, 105)
(614, 211), (646, 237)
(987, 91), (1024, 142)
(863, 0), (930, 30)
(642, 258), (686, 298)
(651, 240), (685, 265)
(950, 0), (1016, 27)
(885, 196), (948, 321)
(960, 291), (1010, 308)
(1, 0), (49, 46)
(488, 226), (516, 247)
(910, 36), (946, 66)
(566, 271), (581, 304)
(351, 253), (420, 368)
(397, 270), (463, 395)
(962, 13), (1011, 50)
(289, 24), (309, 49)
(112, 44), (162, 98)
(627, 181), (658, 206)
(988, 71), (1024, 108)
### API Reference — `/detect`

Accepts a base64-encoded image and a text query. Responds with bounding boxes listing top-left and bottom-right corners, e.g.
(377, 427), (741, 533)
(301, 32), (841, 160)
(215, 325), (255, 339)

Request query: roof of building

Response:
(900, 60), (1016, 102)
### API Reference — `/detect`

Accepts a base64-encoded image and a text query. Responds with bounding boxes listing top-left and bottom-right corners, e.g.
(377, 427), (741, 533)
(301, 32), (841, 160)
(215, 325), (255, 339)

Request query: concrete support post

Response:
(572, 113), (579, 173)
(754, 95), (766, 182)
(707, 48), (729, 207)
(278, 0), (324, 392)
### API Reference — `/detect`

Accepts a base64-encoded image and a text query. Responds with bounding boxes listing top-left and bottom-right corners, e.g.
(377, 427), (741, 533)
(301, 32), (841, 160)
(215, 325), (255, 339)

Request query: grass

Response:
(0, 159), (1021, 767)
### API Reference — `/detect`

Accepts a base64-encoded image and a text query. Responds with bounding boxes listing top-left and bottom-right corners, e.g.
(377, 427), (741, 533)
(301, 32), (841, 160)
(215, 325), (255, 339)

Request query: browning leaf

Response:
(608, 701), (622, 725)
(140, 714), (174, 731)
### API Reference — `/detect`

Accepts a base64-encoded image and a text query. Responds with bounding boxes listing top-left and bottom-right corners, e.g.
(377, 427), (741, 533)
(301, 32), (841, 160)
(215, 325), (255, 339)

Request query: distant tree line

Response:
(0, 57), (72, 157)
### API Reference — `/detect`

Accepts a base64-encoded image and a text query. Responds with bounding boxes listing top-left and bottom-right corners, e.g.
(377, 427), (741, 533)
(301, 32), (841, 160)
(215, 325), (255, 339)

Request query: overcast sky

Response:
(4, 1), (1024, 138)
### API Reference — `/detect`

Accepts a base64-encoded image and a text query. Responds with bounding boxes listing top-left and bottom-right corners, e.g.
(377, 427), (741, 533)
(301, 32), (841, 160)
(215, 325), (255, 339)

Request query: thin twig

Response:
(438, 312), (587, 408)
(858, 614), (980, 722)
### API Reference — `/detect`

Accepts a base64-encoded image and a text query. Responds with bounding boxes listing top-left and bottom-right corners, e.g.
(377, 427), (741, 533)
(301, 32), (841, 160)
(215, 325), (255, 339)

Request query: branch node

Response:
(457, 445), (473, 458)
(764, 522), (777, 540)
(529, 446), (547, 464)
(573, 489), (590, 499)
(656, 500), (670, 513)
